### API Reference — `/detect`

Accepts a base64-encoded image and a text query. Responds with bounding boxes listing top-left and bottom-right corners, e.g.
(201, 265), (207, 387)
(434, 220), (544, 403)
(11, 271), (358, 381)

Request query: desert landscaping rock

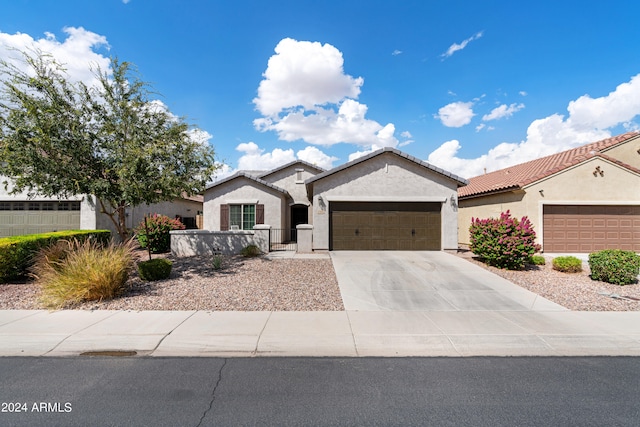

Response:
(455, 251), (640, 311)
(1, 252), (638, 311)
(0, 255), (344, 311)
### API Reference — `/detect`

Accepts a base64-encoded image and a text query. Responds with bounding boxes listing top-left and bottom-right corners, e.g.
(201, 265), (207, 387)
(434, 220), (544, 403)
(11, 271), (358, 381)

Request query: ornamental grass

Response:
(33, 238), (135, 308)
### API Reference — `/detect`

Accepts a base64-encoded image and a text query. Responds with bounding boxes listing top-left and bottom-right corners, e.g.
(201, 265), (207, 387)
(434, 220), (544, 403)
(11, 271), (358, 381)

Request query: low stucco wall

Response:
(170, 228), (269, 257)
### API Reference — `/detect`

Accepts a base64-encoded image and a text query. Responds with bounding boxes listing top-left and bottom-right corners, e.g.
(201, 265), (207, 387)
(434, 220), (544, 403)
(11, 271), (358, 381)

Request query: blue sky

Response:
(2, 0), (640, 179)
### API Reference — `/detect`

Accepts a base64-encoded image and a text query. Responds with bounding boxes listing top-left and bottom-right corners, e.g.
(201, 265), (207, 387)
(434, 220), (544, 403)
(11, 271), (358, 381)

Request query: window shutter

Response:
(220, 204), (229, 231)
(256, 204), (264, 225)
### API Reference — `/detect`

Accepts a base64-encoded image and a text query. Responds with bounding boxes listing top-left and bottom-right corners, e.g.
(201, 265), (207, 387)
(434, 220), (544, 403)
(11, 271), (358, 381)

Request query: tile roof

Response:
(458, 132), (640, 199)
(305, 147), (469, 186)
(258, 160), (325, 179)
(205, 171), (290, 196)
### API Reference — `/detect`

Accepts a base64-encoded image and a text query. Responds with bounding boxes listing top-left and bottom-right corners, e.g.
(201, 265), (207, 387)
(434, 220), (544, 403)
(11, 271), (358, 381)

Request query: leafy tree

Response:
(0, 50), (218, 240)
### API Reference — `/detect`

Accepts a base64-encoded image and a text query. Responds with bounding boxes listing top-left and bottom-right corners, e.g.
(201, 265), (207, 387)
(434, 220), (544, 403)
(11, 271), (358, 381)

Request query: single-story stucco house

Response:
(457, 132), (640, 253)
(0, 178), (203, 238)
(204, 148), (468, 251)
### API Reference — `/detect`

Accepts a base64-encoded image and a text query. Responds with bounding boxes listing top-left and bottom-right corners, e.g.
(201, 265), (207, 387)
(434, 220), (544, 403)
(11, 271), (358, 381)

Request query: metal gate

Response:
(269, 228), (298, 251)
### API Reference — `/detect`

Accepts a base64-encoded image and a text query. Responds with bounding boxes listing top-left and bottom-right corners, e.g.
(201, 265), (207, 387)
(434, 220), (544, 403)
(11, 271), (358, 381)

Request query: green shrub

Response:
(240, 244), (261, 258)
(137, 258), (173, 281)
(34, 239), (134, 308)
(588, 249), (640, 285)
(134, 214), (185, 254)
(529, 255), (546, 265)
(0, 230), (111, 283)
(469, 211), (541, 270)
(552, 256), (583, 273)
(212, 254), (224, 270)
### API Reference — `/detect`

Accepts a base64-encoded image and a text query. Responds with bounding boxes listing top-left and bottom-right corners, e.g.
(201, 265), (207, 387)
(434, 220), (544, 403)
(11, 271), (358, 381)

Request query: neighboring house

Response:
(458, 132), (640, 253)
(0, 179), (203, 238)
(204, 148), (468, 251)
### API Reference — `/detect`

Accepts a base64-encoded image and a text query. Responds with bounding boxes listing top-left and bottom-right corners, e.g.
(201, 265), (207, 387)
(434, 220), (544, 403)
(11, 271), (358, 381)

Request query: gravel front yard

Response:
(454, 251), (640, 311)
(1, 251), (638, 311)
(0, 254), (344, 311)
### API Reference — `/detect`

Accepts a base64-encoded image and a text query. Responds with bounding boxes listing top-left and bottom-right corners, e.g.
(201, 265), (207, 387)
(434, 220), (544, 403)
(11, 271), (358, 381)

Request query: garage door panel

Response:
(543, 205), (640, 253)
(331, 203), (441, 250)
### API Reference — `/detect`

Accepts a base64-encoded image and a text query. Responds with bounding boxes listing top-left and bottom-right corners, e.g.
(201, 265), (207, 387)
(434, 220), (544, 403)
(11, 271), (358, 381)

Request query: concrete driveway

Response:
(330, 251), (566, 312)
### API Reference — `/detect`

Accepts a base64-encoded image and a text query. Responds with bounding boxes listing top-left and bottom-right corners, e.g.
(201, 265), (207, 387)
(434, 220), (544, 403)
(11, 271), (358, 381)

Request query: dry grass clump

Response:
(32, 239), (135, 308)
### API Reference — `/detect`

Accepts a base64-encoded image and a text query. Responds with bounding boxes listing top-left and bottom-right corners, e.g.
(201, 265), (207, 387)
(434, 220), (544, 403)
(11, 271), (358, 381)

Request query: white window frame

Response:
(229, 204), (256, 230)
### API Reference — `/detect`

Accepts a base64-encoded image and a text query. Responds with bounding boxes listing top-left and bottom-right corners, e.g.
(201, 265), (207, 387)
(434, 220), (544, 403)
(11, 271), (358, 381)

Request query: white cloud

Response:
(348, 145), (383, 162)
(186, 128), (213, 146)
(0, 27), (110, 87)
(253, 38), (363, 117)
(475, 123), (485, 132)
(234, 142), (337, 172)
(428, 73), (640, 178)
(401, 131), (412, 138)
(519, 91), (528, 97)
(235, 142), (296, 171)
(296, 146), (338, 170)
(435, 101), (475, 127)
(253, 38), (400, 151)
(441, 31), (483, 59)
(392, 50), (403, 56)
(482, 103), (525, 121)
(211, 163), (234, 181)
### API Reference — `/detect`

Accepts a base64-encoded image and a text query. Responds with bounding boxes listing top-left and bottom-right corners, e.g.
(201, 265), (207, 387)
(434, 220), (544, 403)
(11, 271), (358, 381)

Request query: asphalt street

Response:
(1, 357), (639, 426)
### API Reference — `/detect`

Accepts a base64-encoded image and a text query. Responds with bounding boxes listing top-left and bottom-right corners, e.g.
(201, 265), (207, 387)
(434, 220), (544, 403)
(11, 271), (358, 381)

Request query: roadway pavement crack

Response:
(196, 358), (227, 427)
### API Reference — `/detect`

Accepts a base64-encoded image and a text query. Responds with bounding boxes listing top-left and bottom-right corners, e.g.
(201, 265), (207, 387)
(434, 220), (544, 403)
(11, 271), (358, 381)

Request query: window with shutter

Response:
(220, 204), (229, 231)
(256, 204), (264, 225)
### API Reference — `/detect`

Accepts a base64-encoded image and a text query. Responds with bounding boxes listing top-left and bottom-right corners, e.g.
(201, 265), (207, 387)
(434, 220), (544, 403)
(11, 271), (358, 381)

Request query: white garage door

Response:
(0, 201), (81, 237)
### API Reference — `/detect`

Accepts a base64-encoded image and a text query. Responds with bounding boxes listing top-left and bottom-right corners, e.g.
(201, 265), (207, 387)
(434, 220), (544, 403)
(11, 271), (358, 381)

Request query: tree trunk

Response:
(116, 204), (129, 241)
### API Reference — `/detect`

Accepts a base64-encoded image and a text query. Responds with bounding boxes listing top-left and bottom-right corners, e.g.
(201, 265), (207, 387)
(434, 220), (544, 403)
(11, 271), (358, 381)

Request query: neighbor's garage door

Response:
(543, 205), (640, 253)
(330, 202), (441, 250)
(0, 201), (81, 238)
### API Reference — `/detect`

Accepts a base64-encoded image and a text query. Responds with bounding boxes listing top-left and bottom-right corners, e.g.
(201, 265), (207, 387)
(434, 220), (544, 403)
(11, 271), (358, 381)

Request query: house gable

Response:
(203, 174), (289, 231)
(599, 133), (640, 170)
(306, 149), (465, 251)
(258, 161), (323, 205)
(459, 131), (640, 200)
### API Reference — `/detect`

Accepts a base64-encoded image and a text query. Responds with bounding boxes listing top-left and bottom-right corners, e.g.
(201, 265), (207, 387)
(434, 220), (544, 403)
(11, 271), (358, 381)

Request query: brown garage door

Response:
(330, 202), (441, 250)
(543, 205), (640, 253)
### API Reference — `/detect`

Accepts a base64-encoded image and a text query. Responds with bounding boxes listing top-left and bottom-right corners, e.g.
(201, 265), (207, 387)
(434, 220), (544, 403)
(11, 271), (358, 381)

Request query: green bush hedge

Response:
(137, 258), (173, 281)
(0, 230), (111, 283)
(588, 249), (640, 285)
(240, 244), (261, 258)
(529, 255), (546, 266)
(552, 256), (583, 273)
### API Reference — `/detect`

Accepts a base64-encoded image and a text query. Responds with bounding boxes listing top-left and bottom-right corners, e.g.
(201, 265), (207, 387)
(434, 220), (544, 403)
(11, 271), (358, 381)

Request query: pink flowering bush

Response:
(134, 214), (185, 254)
(469, 210), (541, 270)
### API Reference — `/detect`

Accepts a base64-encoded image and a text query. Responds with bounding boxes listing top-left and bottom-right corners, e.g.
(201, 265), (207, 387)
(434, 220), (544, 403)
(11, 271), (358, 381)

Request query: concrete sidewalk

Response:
(1, 309), (640, 357)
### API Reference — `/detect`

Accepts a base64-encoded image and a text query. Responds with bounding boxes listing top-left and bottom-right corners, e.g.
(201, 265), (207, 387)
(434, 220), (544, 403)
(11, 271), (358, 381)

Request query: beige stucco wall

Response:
(261, 164), (317, 205)
(127, 199), (202, 230)
(458, 157), (640, 246)
(260, 164), (318, 225)
(203, 178), (288, 231)
(310, 152), (461, 250)
(602, 134), (640, 169)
